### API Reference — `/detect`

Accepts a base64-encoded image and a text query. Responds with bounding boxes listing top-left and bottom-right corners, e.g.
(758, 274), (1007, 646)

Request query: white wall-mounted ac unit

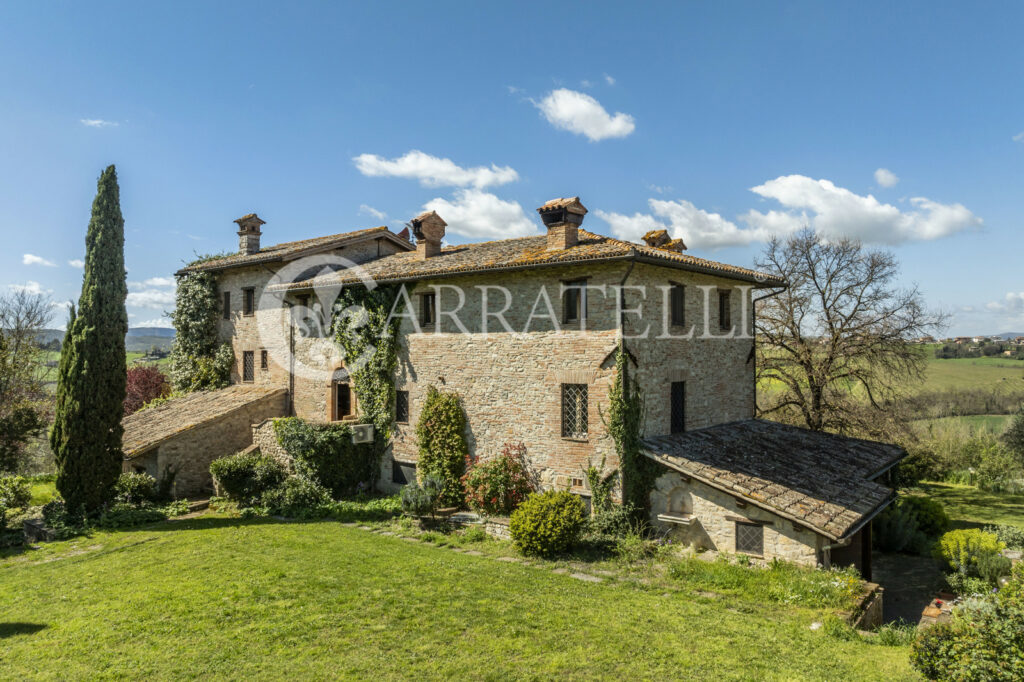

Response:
(351, 424), (375, 444)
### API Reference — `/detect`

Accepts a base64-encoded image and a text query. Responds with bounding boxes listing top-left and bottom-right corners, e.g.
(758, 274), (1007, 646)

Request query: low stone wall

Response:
(847, 582), (884, 630)
(483, 516), (512, 541)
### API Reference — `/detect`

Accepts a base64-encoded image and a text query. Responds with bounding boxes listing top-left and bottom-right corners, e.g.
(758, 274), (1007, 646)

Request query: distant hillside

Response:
(992, 332), (1024, 340)
(127, 327), (175, 339)
(34, 328), (176, 352)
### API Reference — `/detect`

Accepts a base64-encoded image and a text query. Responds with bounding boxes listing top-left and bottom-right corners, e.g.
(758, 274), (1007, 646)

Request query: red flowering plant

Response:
(124, 365), (171, 416)
(461, 442), (535, 516)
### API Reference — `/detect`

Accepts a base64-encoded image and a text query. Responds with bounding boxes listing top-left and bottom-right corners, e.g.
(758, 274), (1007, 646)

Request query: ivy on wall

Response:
(332, 284), (402, 486)
(273, 417), (375, 498)
(169, 263), (232, 392)
(415, 385), (468, 507)
(605, 347), (658, 520)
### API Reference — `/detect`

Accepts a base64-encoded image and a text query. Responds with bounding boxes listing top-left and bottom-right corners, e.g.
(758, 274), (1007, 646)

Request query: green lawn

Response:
(0, 517), (915, 680)
(913, 414), (1013, 435)
(917, 353), (1024, 394)
(915, 481), (1024, 529)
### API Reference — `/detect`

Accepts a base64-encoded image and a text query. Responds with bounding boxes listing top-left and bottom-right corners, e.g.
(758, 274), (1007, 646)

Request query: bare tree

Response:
(0, 289), (54, 472)
(755, 230), (946, 436)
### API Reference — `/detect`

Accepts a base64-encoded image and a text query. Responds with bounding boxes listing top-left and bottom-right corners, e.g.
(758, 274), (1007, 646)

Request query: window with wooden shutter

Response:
(242, 351), (254, 382)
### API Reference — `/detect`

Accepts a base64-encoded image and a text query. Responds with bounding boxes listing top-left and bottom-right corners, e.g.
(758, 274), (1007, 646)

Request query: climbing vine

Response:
(605, 347), (657, 521)
(415, 385), (468, 507)
(332, 283), (402, 486)
(169, 263), (232, 392)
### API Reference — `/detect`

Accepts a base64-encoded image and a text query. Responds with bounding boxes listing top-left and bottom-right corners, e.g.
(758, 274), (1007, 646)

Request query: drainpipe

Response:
(618, 254), (638, 344)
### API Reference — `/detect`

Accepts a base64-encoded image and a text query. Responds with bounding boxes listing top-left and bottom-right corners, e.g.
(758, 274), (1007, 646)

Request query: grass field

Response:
(913, 414), (1013, 435)
(915, 481), (1024, 530)
(0, 517), (915, 680)
(916, 352), (1024, 394)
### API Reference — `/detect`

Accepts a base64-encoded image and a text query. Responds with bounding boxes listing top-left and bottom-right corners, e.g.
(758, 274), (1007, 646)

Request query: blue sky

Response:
(1, 1), (1021, 335)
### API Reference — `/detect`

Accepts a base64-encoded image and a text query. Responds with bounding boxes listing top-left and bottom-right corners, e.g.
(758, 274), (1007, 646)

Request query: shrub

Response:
(114, 472), (156, 506)
(462, 442), (534, 515)
(900, 496), (950, 537)
(947, 573), (993, 597)
(41, 498), (66, 526)
(415, 386), (468, 507)
(873, 502), (932, 555)
(400, 476), (442, 517)
(613, 528), (658, 563)
(911, 565), (1024, 681)
(509, 490), (586, 557)
(273, 417), (376, 498)
(96, 503), (166, 529)
(209, 451), (287, 505)
(124, 365), (170, 416)
(461, 526), (487, 543)
(584, 503), (638, 539)
(262, 476), (332, 518)
(0, 475), (31, 526)
(984, 524), (1024, 550)
(935, 529), (1005, 577)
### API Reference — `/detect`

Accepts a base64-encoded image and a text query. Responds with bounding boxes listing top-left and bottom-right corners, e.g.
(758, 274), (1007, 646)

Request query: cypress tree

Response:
(51, 165), (128, 514)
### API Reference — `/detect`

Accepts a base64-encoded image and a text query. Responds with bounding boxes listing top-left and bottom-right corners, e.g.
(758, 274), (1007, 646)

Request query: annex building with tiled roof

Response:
(134, 194), (902, 575)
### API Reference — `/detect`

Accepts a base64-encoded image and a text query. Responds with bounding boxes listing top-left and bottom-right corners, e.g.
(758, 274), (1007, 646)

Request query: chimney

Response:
(235, 213), (265, 255)
(642, 229), (687, 253)
(537, 197), (587, 251)
(410, 210), (446, 260)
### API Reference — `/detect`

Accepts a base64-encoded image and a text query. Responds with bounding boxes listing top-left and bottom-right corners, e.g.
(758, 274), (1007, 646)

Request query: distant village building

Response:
(121, 196), (905, 575)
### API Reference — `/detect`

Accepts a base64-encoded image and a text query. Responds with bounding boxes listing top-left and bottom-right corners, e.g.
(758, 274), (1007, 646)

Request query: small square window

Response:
(735, 522), (763, 556)
(561, 383), (588, 439)
(718, 289), (731, 331)
(260, 350), (268, 370)
(562, 279), (587, 324)
(570, 477), (584, 488)
(242, 351), (254, 382)
(243, 288), (256, 316)
(222, 291), (231, 320)
(420, 292), (436, 327)
(395, 390), (409, 424)
(670, 283), (685, 327)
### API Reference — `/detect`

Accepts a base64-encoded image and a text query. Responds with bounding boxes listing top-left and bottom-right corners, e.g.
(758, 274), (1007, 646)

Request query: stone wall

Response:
(252, 419), (292, 469)
(123, 391), (288, 498)
(649, 469), (822, 566)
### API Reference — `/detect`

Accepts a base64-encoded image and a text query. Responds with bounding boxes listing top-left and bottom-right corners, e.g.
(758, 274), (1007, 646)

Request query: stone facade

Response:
(649, 469), (823, 566)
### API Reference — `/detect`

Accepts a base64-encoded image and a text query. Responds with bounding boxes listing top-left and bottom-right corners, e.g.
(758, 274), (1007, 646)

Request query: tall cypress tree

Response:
(51, 165), (128, 514)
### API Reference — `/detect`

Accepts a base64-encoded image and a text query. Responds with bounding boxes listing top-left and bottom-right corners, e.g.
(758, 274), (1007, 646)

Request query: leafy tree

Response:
(756, 229), (945, 436)
(51, 165), (129, 514)
(124, 365), (171, 416)
(169, 268), (231, 392)
(415, 385), (468, 507)
(0, 289), (52, 473)
(1004, 406), (1024, 464)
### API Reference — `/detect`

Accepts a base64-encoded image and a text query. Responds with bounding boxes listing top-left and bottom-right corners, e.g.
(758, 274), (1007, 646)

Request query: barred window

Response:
(395, 390), (409, 424)
(670, 381), (686, 434)
(670, 284), (685, 327)
(735, 522), (764, 556)
(222, 291), (231, 320)
(260, 350), (268, 370)
(718, 289), (731, 331)
(561, 383), (588, 439)
(243, 288), (255, 316)
(242, 351), (254, 382)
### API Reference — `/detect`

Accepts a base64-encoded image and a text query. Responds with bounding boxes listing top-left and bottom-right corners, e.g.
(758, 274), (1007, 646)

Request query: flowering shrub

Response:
(462, 442), (534, 515)
(935, 529), (1005, 577)
(124, 365), (170, 416)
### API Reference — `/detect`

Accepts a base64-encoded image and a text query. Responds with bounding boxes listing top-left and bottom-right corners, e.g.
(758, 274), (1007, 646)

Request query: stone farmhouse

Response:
(122, 196), (904, 576)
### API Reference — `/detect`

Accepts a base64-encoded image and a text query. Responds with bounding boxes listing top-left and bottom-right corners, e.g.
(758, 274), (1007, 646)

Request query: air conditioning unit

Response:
(351, 424), (374, 444)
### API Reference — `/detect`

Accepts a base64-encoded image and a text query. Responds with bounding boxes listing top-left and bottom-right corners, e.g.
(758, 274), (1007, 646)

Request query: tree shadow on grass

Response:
(0, 622), (46, 639)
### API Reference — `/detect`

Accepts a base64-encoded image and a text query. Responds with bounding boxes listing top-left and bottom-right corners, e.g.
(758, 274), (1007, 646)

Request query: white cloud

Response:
(80, 119), (119, 128)
(143, 277), (175, 287)
(604, 74), (616, 86)
(597, 199), (770, 249)
(986, 292), (1024, 314)
(134, 317), (174, 329)
(580, 79), (594, 88)
(1013, 131), (1024, 143)
(534, 89), (635, 141)
(127, 279), (176, 309)
(23, 253), (56, 267)
(7, 281), (52, 295)
(743, 175), (981, 244)
(423, 189), (538, 240)
(359, 204), (387, 221)
(874, 168), (899, 188)
(353, 150), (518, 189)
(68, 259), (84, 268)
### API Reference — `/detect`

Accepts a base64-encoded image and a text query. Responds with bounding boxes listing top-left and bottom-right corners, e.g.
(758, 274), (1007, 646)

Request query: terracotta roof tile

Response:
(269, 229), (784, 291)
(642, 419), (905, 540)
(122, 385), (287, 457)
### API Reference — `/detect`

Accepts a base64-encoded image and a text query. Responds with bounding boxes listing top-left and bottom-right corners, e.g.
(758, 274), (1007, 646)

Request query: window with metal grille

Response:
(242, 351), (254, 382)
(260, 350), (268, 370)
(222, 291), (231, 320)
(392, 459), (415, 485)
(718, 289), (731, 331)
(735, 522), (763, 555)
(563, 279), (587, 323)
(670, 284), (685, 327)
(395, 390), (409, 423)
(243, 288), (255, 316)
(420, 292), (436, 327)
(671, 381), (686, 433)
(561, 383), (588, 439)
(334, 383), (352, 420)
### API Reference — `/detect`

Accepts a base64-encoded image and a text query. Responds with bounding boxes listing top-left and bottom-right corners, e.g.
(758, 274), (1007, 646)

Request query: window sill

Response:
(561, 436), (589, 443)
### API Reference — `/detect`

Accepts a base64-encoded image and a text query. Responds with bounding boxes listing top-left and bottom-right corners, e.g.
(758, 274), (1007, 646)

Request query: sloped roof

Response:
(122, 385), (287, 458)
(641, 420), (905, 540)
(176, 226), (413, 275)
(269, 229), (784, 292)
